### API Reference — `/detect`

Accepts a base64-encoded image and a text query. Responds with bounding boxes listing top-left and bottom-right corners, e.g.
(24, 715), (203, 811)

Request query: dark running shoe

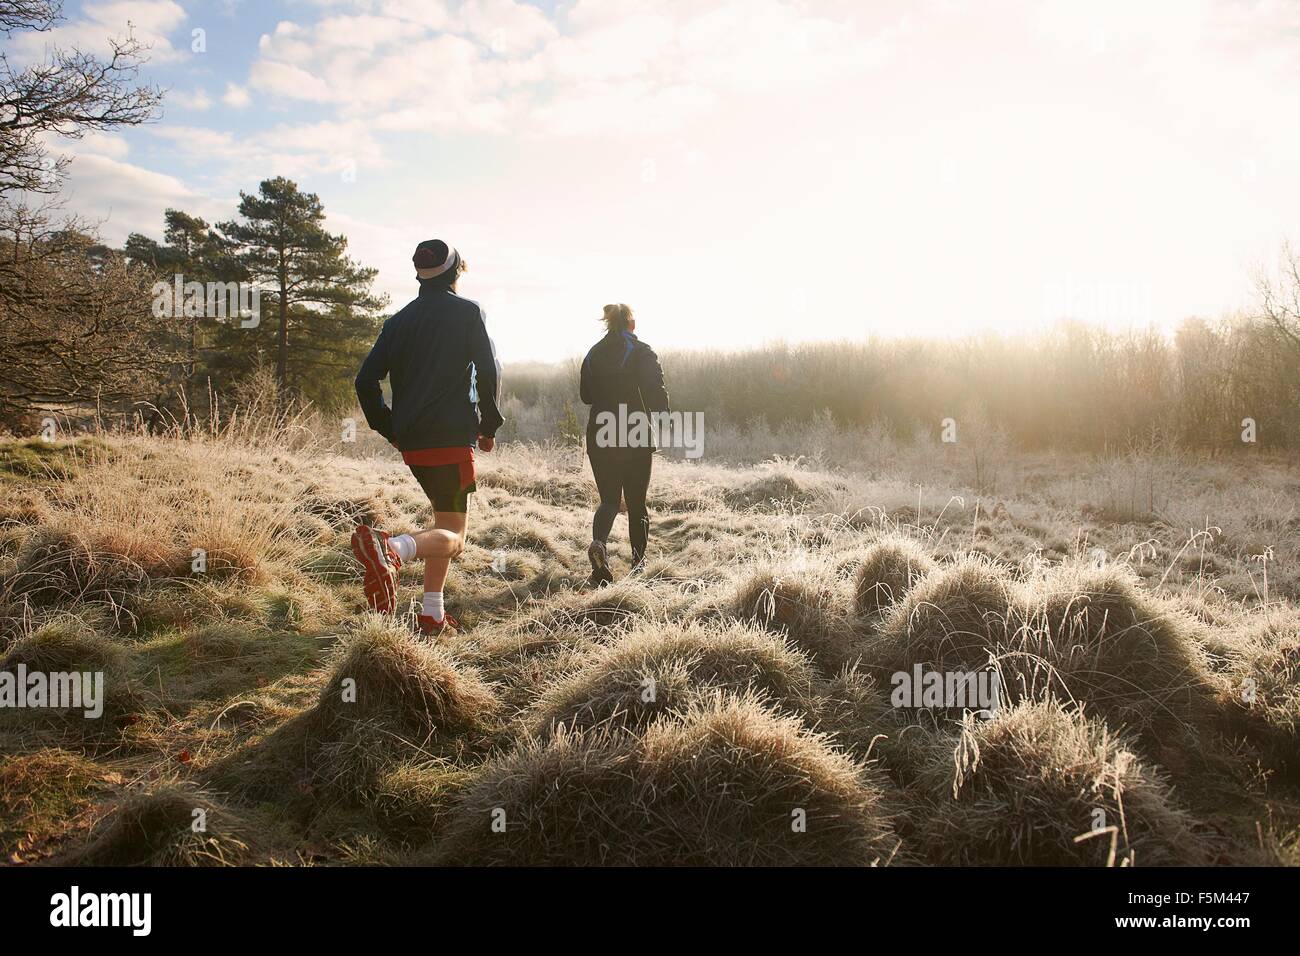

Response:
(587, 539), (614, 588)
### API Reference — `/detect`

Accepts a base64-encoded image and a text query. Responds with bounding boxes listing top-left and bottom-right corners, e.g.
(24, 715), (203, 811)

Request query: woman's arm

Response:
(637, 344), (670, 412)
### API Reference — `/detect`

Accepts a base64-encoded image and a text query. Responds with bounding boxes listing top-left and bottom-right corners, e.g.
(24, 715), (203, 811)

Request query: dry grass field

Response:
(1, 426), (1297, 866)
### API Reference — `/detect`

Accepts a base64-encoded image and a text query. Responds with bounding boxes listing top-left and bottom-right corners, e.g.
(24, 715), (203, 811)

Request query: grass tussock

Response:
(312, 619), (501, 742)
(528, 620), (817, 733)
(723, 470), (817, 510)
(477, 518), (562, 558)
(525, 578), (657, 631)
(1010, 563), (1221, 758)
(289, 619), (501, 796)
(1, 432), (1295, 866)
(432, 692), (895, 866)
(0, 749), (122, 862)
(870, 554), (1015, 675)
(1216, 610), (1300, 780)
(2, 529), (146, 612)
(56, 785), (258, 867)
(853, 536), (938, 619)
(913, 703), (1215, 866)
(728, 562), (857, 669)
(0, 615), (136, 726)
(1, 613), (126, 674)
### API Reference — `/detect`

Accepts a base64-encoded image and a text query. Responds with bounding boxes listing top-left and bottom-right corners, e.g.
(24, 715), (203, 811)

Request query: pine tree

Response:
(218, 178), (386, 408)
(125, 209), (245, 404)
(556, 399), (583, 446)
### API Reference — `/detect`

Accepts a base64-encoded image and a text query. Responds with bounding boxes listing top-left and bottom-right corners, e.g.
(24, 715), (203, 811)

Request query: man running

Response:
(351, 239), (503, 638)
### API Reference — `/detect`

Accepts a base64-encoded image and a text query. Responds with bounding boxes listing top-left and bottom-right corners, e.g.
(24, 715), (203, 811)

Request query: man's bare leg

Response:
(411, 511), (467, 594)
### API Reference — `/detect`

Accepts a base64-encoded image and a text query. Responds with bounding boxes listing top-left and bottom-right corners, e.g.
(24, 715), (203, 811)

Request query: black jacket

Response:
(580, 331), (669, 452)
(355, 284), (504, 450)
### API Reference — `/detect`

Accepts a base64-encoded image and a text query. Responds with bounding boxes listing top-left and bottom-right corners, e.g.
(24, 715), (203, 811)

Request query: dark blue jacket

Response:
(580, 331), (669, 452)
(355, 284), (504, 450)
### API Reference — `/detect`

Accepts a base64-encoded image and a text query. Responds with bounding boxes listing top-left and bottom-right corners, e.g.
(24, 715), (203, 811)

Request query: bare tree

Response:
(0, 0), (161, 196)
(0, 0), (169, 428)
(0, 1), (57, 35)
(0, 201), (183, 427)
(1253, 241), (1300, 360)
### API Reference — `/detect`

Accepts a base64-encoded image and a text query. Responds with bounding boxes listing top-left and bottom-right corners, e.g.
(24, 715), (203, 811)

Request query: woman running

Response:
(579, 303), (669, 586)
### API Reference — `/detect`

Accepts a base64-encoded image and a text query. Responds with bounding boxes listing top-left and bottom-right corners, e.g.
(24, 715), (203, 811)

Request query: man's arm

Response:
(355, 321), (395, 443)
(470, 307), (505, 439)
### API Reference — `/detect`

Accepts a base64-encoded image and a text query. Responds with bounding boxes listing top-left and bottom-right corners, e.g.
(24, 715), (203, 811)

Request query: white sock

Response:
(390, 534), (417, 563)
(422, 591), (444, 621)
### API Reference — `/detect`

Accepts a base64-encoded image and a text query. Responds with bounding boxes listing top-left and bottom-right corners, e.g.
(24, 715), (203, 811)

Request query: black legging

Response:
(589, 449), (653, 562)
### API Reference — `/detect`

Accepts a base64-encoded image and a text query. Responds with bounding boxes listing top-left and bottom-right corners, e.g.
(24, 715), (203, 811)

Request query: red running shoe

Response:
(351, 524), (401, 614)
(417, 612), (459, 639)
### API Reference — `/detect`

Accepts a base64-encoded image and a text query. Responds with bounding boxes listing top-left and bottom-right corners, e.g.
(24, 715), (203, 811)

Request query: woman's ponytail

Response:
(602, 303), (633, 334)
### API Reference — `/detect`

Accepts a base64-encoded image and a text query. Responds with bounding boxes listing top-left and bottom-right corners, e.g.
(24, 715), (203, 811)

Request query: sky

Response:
(12, 0), (1300, 361)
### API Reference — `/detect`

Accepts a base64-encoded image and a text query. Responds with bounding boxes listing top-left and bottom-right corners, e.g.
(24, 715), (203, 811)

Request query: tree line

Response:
(504, 307), (1300, 454)
(122, 182), (385, 415)
(0, 1), (384, 432)
(3, 0), (1298, 453)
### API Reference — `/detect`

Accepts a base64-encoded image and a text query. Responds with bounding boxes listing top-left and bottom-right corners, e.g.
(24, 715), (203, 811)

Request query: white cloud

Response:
(8, 0), (188, 65)
(373, 97), (514, 134)
(146, 118), (388, 185)
(675, 0), (889, 92)
(544, 12), (676, 82)
(377, 0), (454, 30)
(236, 0), (886, 139)
(58, 153), (229, 243)
(169, 88), (213, 111)
(312, 14), (415, 51)
(149, 125), (239, 155)
(222, 83), (251, 108)
(459, 0), (557, 54)
(45, 129), (133, 160)
(526, 80), (717, 137)
(248, 59), (335, 102)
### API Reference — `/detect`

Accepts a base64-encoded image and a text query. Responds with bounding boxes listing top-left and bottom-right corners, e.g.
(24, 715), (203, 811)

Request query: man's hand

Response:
(477, 434), (495, 452)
